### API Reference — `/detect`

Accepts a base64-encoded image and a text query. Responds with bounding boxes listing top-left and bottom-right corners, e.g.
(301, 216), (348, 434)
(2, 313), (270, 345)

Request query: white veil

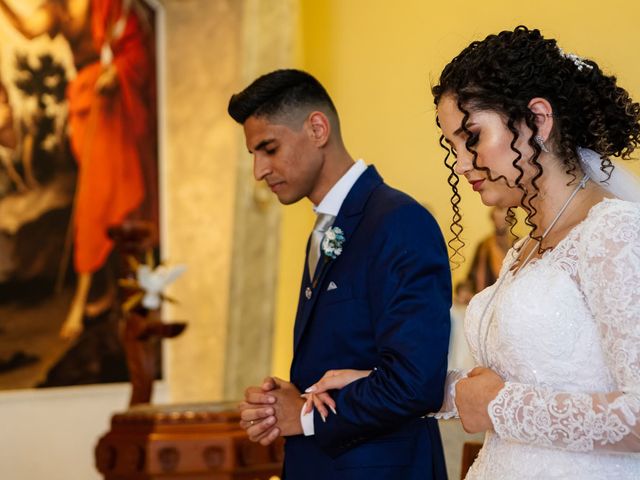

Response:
(577, 147), (640, 203)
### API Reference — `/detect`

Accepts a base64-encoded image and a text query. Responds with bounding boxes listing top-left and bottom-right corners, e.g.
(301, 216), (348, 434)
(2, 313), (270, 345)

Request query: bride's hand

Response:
(302, 369), (372, 420)
(455, 367), (505, 433)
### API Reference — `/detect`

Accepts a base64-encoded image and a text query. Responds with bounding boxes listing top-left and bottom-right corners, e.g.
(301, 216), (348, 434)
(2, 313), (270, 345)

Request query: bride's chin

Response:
(478, 193), (500, 207)
(478, 190), (518, 208)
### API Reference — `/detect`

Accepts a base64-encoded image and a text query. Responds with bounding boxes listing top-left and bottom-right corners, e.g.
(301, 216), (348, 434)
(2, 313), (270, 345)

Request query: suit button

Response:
(305, 287), (312, 299)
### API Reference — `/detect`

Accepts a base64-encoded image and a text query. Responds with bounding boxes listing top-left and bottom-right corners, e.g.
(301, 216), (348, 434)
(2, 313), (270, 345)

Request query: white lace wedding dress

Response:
(446, 198), (640, 479)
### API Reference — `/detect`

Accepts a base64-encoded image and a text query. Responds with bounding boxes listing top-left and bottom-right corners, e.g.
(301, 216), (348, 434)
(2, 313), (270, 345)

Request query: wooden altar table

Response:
(95, 402), (283, 480)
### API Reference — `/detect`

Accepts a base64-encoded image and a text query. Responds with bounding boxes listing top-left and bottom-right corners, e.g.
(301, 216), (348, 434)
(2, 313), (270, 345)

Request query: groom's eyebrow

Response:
(248, 138), (275, 154)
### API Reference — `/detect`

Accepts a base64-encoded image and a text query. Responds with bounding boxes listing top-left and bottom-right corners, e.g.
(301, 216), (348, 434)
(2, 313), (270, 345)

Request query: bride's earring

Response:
(534, 135), (550, 153)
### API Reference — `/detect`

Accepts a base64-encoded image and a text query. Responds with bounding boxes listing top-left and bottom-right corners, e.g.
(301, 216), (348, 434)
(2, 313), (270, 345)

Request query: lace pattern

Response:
(458, 199), (640, 478)
(489, 383), (640, 452)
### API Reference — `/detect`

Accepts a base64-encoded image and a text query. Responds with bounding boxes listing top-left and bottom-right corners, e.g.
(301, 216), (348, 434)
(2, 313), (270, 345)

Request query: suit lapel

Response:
(292, 166), (383, 353)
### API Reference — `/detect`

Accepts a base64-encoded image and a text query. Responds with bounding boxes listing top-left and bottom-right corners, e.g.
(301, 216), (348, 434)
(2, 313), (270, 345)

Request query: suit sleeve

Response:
(313, 203), (452, 457)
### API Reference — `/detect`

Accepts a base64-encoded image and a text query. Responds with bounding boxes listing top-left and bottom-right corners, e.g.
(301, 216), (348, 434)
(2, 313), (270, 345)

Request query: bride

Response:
(304, 26), (640, 478)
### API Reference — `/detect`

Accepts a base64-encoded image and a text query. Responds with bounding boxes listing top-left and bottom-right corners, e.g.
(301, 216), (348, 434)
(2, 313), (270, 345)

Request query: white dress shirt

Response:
(314, 159), (367, 215)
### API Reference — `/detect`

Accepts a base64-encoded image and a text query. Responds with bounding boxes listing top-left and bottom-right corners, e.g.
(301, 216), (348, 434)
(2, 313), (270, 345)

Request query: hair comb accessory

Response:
(558, 48), (594, 72)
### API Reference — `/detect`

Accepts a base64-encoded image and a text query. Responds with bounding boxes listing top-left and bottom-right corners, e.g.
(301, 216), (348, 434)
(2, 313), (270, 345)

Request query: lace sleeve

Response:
(487, 200), (640, 453)
(431, 369), (469, 419)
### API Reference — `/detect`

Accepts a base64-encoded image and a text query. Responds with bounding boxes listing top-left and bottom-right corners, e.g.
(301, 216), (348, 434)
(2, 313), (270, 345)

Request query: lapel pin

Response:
(327, 281), (337, 291)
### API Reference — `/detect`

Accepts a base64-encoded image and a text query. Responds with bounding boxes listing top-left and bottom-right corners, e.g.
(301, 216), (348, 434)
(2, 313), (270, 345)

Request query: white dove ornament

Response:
(137, 263), (187, 310)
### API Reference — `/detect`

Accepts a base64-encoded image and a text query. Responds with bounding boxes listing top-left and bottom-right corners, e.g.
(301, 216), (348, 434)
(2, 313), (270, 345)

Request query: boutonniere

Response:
(321, 226), (345, 259)
(119, 251), (187, 312)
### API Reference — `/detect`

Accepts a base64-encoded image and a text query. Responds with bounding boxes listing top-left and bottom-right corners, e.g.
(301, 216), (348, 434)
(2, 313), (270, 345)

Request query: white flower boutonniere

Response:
(321, 226), (345, 259)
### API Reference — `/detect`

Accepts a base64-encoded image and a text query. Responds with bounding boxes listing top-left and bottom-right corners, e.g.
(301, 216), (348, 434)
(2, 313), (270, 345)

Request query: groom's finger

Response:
(271, 376), (288, 388)
(240, 416), (271, 431)
(247, 415), (276, 441)
(239, 415), (274, 430)
(261, 376), (277, 391)
(246, 391), (276, 404)
(259, 426), (280, 446)
(245, 386), (276, 404)
(240, 406), (274, 422)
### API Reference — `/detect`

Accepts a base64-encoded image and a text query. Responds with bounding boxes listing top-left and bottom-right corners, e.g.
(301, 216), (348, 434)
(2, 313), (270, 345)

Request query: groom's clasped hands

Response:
(238, 369), (372, 446)
(238, 377), (304, 446)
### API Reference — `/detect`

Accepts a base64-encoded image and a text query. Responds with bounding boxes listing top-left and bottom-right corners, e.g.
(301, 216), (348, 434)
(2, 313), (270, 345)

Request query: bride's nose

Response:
(453, 149), (474, 175)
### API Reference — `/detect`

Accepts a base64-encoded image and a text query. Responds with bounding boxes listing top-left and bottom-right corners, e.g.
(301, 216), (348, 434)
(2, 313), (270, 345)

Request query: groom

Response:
(228, 69), (451, 479)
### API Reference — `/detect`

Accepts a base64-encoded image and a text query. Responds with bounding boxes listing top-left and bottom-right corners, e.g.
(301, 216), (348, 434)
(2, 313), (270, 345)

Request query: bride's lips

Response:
(470, 179), (485, 192)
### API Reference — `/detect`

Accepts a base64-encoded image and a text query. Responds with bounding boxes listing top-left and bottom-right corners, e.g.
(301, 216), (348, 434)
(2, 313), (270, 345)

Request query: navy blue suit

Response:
(284, 166), (451, 479)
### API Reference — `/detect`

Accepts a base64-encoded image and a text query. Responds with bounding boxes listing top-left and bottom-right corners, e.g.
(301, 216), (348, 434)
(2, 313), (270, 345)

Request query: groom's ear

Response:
(527, 97), (554, 142)
(305, 111), (331, 147)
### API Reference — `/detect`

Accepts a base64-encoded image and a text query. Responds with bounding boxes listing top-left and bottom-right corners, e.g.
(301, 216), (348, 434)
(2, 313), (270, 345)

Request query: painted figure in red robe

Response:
(0, 0), (157, 339)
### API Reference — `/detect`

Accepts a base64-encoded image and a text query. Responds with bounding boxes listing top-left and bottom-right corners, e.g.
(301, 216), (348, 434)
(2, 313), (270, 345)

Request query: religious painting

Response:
(0, 0), (159, 390)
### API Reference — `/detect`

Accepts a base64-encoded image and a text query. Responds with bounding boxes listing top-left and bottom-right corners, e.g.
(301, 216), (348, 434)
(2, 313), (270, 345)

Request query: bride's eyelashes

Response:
(466, 131), (480, 147)
(444, 131), (478, 156)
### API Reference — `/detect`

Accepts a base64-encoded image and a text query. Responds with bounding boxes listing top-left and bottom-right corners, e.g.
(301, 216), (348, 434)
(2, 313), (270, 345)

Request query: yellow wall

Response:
(272, 0), (640, 378)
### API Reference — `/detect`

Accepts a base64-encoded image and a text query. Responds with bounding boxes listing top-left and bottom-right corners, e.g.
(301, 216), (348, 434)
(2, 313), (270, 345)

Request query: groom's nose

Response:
(253, 154), (273, 181)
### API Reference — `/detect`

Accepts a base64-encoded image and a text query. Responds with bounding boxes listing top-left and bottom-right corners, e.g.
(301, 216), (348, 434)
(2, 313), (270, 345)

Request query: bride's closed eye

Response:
(466, 131), (480, 147)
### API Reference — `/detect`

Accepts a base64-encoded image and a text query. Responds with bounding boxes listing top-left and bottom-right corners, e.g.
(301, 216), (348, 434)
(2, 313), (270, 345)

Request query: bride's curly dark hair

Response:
(432, 26), (640, 264)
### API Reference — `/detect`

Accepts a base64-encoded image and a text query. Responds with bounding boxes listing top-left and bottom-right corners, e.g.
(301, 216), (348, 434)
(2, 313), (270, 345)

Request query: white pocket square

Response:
(327, 281), (338, 291)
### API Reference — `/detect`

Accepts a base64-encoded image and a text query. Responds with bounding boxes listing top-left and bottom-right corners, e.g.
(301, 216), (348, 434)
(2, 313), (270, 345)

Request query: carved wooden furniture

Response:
(108, 221), (186, 406)
(96, 225), (280, 478)
(95, 402), (283, 479)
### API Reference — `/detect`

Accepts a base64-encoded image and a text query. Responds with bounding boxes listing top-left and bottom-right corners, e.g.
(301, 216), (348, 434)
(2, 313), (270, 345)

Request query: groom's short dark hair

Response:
(227, 69), (338, 125)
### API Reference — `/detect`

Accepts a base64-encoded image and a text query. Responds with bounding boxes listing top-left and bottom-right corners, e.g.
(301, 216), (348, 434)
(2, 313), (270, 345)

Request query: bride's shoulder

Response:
(578, 199), (640, 254)
(584, 198), (640, 227)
